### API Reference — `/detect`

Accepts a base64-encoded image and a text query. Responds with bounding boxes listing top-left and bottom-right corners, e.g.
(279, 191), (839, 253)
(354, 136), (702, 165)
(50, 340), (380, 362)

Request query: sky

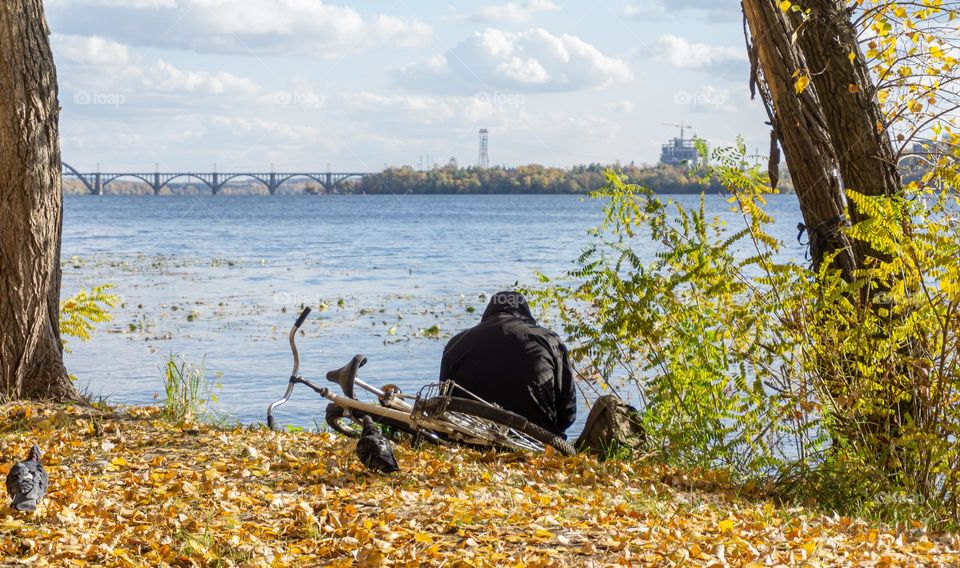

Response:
(47, 0), (770, 172)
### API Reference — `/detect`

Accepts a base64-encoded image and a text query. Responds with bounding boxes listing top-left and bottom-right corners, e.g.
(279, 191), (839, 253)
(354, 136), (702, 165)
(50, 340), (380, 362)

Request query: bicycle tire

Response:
(425, 397), (576, 456)
(324, 403), (417, 439)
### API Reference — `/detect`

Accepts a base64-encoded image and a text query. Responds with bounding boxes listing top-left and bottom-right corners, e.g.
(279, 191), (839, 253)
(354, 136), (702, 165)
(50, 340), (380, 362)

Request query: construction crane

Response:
(662, 122), (692, 141)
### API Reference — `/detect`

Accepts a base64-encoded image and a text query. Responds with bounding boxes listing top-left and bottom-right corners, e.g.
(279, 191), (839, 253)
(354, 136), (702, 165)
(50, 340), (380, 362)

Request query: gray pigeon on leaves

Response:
(356, 416), (399, 473)
(6, 445), (48, 512)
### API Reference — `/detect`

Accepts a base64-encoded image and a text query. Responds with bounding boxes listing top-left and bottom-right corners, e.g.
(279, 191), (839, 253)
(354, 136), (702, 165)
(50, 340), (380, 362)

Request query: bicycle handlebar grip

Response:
(294, 306), (312, 328)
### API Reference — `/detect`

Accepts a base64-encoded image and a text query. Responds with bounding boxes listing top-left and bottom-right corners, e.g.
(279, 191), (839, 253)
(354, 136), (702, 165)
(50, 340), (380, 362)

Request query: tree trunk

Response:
(742, 0), (858, 277)
(743, 0), (914, 477)
(0, 0), (79, 401)
(791, 0), (902, 258)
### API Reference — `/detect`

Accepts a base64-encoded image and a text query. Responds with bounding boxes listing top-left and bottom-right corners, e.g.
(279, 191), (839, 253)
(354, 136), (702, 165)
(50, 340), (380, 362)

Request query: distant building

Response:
(901, 139), (958, 166)
(659, 135), (701, 167)
(478, 128), (490, 168)
(659, 122), (702, 167)
(900, 139), (959, 185)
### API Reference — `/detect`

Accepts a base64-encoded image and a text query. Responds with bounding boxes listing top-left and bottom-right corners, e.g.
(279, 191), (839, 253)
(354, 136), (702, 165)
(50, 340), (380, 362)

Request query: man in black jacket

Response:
(439, 291), (576, 438)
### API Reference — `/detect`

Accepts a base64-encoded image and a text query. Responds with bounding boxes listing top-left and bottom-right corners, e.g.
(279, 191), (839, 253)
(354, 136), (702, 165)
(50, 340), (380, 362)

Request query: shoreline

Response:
(2, 401), (954, 566)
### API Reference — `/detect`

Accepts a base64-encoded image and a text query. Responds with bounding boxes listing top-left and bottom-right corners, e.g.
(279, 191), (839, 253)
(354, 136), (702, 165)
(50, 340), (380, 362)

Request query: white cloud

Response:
(396, 28), (633, 94)
(338, 92), (506, 133)
(49, 0), (177, 6)
(344, 93), (456, 122)
(54, 34), (131, 65)
(54, 35), (263, 103)
(49, 0), (773, 170)
(472, 0), (560, 23)
(622, 1), (666, 19)
(209, 116), (317, 144)
(653, 34), (744, 69)
(145, 60), (260, 95)
(608, 99), (635, 114)
(50, 0), (432, 57)
(623, 0), (740, 21)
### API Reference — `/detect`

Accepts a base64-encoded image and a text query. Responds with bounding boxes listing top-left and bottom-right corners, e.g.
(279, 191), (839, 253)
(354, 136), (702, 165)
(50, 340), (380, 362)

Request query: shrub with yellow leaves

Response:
(58, 284), (119, 352)
(530, 137), (960, 528)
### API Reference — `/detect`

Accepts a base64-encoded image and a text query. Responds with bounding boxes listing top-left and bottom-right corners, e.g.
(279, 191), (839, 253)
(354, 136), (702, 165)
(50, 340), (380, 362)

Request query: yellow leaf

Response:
(534, 528), (556, 539)
(848, 84), (860, 94)
(794, 74), (811, 95)
(414, 532), (434, 545)
(110, 456), (128, 467)
(848, 51), (856, 63)
(779, 0), (792, 11)
(718, 518), (734, 533)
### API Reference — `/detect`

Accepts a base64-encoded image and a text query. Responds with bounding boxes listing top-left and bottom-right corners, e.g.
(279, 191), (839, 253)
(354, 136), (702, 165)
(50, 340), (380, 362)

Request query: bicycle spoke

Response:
(444, 411), (546, 453)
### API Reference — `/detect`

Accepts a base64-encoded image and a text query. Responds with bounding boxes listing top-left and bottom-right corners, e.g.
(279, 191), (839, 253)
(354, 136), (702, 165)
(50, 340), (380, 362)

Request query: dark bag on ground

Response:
(575, 395), (646, 459)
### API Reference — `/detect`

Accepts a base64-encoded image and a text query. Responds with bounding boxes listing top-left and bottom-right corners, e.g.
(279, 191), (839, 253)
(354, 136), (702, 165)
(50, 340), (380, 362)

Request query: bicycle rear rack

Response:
(412, 382), (454, 419)
(411, 380), (501, 420)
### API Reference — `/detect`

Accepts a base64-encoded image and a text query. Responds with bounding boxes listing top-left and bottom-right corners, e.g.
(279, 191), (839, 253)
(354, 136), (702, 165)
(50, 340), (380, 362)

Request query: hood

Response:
(481, 291), (536, 324)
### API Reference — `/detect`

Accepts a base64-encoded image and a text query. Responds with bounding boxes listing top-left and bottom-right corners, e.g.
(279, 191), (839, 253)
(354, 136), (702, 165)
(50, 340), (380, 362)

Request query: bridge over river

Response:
(62, 163), (371, 195)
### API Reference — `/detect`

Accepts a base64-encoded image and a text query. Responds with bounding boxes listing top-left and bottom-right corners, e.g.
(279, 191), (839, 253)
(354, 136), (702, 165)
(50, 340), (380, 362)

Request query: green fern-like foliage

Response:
(529, 139), (806, 475)
(60, 284), (120, 350)
(530, 137), (960, 527)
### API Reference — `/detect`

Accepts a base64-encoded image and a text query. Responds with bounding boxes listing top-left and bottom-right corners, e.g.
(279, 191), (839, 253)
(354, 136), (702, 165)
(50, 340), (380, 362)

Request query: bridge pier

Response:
(321, 172), (334, 195)
(211, 172), (222, 195)
(268, 172), (278, 195)
(93, 172), (103, 195)
(152, 172), (161, 195)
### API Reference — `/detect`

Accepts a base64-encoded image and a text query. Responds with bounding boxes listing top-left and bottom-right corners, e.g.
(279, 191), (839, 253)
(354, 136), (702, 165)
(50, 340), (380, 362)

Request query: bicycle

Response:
(266, 307), (575, 455)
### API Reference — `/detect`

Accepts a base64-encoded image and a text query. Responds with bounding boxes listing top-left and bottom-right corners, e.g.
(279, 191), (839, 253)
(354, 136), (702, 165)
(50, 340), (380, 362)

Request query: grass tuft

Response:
(161, 353), (222, 423)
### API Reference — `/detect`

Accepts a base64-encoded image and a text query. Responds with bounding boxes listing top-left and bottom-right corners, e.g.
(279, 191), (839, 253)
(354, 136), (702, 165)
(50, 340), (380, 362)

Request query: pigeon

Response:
(5, 445), (48, 512)
(355, 416), (399, 473)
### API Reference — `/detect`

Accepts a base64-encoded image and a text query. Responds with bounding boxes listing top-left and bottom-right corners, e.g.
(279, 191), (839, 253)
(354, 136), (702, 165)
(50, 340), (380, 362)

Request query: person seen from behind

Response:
(439, 291), (576, 438)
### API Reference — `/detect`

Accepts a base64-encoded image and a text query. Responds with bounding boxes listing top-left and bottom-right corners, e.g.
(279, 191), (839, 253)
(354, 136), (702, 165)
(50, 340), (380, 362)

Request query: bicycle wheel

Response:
(324, 403), (415, 438)
(324, 404), (439, 445)
(423, 397), (576, 456)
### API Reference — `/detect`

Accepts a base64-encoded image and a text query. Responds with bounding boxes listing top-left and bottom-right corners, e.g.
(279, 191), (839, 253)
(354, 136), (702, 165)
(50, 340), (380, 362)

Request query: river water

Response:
(61, 193), (803, 436)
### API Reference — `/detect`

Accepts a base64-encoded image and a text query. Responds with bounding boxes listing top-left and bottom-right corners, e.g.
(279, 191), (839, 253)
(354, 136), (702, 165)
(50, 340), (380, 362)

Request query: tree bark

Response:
(742, 0), (859, 277)
(0, 0), (79, 401)
(743, 0), (915, 476)
(791, 0), (902, 253)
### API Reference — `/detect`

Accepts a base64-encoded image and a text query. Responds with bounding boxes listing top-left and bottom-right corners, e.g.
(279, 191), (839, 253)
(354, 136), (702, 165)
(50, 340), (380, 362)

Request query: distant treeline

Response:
(347, 163), (736, 195)
(63, 163), (797, 196)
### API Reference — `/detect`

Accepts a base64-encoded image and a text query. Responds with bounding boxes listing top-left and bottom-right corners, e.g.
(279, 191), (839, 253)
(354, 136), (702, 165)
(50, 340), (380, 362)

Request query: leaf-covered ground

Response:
(1, 403), (958, 567)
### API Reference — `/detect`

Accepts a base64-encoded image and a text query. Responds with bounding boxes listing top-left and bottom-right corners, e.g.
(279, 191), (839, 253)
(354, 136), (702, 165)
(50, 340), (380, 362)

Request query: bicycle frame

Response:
(266, 309), (483, 443)
(266, 308), (550, 451)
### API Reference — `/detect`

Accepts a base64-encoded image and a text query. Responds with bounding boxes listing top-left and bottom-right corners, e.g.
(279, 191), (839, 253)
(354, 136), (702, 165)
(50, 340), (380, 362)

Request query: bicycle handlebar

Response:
(267, 307), (314, 429)
(294, 306), (312, 329)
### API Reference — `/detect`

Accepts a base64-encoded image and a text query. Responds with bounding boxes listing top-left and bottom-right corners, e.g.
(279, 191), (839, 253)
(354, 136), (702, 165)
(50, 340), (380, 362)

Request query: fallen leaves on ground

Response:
(1, 403), (958, 566)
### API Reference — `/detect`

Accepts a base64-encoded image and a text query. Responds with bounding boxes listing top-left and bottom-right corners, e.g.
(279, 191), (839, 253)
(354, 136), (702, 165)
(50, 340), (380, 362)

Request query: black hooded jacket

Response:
(439, 291), (576, 437)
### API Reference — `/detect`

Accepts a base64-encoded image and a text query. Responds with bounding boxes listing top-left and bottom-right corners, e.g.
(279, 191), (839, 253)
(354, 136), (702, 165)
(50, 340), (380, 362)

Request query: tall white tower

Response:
(478, 128), (489, 168)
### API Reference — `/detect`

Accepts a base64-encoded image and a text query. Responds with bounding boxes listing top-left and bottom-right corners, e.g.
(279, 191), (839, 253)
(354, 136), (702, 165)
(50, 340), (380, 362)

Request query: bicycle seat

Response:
(325, 354), (367, 399)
